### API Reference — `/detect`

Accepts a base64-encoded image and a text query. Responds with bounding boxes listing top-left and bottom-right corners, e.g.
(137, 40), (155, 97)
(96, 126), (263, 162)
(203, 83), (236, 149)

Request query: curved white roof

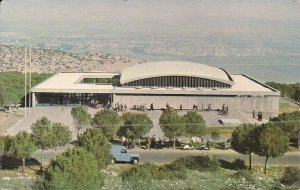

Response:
(120, 61), (233, 85)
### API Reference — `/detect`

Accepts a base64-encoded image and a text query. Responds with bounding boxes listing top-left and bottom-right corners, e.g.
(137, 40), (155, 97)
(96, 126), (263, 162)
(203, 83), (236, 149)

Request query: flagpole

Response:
(29, 47), (32, 113)
(24, 47), (27, 119)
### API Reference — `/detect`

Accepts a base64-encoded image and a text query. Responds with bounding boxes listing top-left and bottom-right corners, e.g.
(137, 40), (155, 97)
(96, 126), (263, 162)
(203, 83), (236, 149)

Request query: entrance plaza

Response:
(6, 106), (267, 141)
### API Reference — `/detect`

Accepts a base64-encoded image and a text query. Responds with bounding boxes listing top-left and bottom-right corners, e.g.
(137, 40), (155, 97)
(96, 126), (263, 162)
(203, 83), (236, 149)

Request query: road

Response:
(129, 148), (300, 165)
(32, 146), (300, 166)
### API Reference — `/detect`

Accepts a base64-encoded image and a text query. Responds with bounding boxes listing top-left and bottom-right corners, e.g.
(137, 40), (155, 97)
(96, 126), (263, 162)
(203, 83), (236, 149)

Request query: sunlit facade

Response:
(31, 61), (280, 118)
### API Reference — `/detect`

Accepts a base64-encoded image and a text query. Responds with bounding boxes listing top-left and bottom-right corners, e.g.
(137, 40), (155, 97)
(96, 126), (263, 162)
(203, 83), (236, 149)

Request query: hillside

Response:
(0, 44), (144, 73)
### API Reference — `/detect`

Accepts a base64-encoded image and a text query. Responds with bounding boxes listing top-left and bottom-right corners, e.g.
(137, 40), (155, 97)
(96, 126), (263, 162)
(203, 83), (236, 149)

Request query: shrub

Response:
(121, 162), (187, 182)
(121, 163), (160, 182)
(44, 148), (104, 190)
(121, 163), (179, 190)
(170, 156), (220, 172)
(211, 131), (220, 141)
(280, 166), (300, 185)
(121, 156), (221, 189)
(234, 170), (255, 183)
(159, 161), (187, 180)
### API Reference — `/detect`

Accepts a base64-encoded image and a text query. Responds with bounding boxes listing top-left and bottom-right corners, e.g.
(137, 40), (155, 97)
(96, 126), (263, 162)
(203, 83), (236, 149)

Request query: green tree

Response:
(266, 82), (300, 101)
(71, 106), (92, 139)
(0, 136), (10, 170)
(10, 131), (37, 174)
(231, 124), (258, 170)
(93, 109), (123, 140)
(51, 122), (72, 159)
(122, 112), (153, 144)
(159, 108), (184, 148)
(211, 131), (220, 141)
(31, 117), (52, 165)
(255, 123), (289, 174)
(182, 111), (206, 137)
(0, 72), (52, 107)
(293, 87), (300, 102)
(270, 111), (300, 149)
(0, 137), (5, 170)
(271, 111), (300, 137)
(78, 128), (111, 169)
(45, 147), (104, 190)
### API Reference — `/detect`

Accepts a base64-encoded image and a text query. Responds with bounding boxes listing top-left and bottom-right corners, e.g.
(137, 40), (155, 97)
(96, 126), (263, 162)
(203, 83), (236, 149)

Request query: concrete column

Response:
(31, 92), (36, 107)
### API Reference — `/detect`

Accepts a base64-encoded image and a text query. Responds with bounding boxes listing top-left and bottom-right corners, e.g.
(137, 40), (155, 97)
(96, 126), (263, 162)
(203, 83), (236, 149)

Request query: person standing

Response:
(151, 135), (156, 149)
(121, 136), (126, 145)
(146, 137), (151, 149)
(206, 140), (210, 149)
(150, 103), (154, 111)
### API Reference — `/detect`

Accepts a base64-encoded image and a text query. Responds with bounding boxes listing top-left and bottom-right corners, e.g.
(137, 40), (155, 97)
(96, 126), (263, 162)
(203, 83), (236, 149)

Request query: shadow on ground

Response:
(219, 159), (246, 170)
(1, 155), (40, 170)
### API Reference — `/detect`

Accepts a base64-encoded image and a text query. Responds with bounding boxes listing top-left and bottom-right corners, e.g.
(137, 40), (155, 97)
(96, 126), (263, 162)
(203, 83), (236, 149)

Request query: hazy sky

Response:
(1, 0), (300, 82)
(1, 0), (300, 36)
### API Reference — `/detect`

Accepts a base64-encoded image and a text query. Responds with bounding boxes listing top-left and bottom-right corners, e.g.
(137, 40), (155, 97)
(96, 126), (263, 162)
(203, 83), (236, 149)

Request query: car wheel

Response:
(132, 159), (139, 165)
(112, 158), (116, 165)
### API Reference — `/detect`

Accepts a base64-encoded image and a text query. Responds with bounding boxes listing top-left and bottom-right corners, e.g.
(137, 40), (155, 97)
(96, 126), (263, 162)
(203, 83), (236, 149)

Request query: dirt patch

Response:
(0, 110), (23, 135)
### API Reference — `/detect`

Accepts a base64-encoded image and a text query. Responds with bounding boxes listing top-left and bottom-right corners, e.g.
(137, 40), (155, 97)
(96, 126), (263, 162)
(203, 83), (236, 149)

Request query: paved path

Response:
(6, 106), (78, 140)
(6, 107), (166, 140)
(144, 110), (164, 138)
(199, 109), (267, 127)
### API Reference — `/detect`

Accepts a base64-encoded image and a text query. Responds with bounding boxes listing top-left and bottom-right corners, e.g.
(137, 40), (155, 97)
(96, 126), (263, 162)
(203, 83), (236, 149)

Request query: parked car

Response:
(181, 144), (194, 150)
(221, 142), (231, 149)
(110, 145), (140, 165)
(199, 143), (210, 150)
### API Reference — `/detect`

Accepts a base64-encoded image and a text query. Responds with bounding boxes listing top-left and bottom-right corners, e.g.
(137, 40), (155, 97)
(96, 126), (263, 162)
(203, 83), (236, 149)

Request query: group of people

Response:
(113, 102), (231, 113)
(220, 104), (229, 116)
(114, 102), (127, 111)
(169, 103), (211, 112)
(192, 104), (198, 110)
(132, 104), (147, 111)
(253, 110), (263, 121)
(192, 103), (212, 112)
(146, 135), (169, 149)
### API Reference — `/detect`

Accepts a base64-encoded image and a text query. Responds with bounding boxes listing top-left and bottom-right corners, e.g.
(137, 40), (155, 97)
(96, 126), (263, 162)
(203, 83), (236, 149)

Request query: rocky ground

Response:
(0, 44), (144, 73)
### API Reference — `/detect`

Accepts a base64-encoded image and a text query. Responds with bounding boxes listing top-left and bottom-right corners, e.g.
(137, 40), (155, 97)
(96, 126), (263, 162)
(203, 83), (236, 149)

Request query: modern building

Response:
(31, 61), (280, 118)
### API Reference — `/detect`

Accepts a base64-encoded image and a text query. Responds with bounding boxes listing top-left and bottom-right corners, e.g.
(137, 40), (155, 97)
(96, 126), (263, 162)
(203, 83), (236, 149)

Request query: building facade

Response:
(31, 61), (280, 118)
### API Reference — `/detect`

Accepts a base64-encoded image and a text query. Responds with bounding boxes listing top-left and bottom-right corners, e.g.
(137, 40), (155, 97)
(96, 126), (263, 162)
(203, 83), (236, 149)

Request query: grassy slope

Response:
(102, 165), (299, 190)
(279, 102), (300, 114)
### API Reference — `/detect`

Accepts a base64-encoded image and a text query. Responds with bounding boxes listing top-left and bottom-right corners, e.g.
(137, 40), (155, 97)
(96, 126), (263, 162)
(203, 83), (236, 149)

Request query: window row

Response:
(122, 76), (231, 88)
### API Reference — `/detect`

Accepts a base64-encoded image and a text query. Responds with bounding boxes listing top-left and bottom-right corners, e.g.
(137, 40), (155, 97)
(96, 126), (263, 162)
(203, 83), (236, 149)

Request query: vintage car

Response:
(199, 143), (210, 150)
(181, 144), (194, 150)
(110, 145), (140, 165)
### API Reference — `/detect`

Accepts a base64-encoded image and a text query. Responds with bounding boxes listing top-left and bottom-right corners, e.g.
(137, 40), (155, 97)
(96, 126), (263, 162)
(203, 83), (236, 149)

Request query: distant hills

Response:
(0, 44), (144, 73)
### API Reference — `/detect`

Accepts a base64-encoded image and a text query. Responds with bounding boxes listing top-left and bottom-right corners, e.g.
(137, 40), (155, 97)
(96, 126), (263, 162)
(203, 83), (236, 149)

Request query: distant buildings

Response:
(31, 61), (280, 118)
